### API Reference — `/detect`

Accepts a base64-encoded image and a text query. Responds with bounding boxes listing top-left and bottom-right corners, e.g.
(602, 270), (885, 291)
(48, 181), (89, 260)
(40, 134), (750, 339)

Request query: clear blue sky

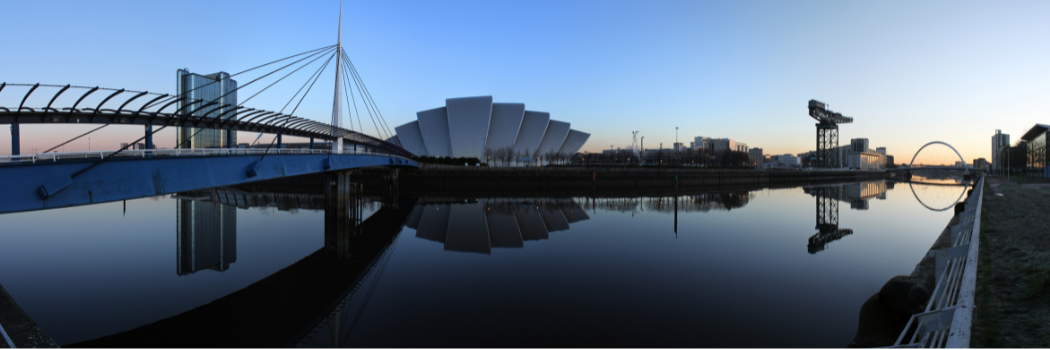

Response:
(1, 0), (1047, 163)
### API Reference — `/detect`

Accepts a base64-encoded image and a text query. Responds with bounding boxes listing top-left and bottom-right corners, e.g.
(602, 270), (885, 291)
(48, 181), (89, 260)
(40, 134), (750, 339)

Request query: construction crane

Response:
(807, 100), (853, 168)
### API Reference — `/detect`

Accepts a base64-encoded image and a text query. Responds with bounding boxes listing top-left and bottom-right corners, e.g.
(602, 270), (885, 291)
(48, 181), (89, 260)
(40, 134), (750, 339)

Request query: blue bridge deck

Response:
(0, 150), (416, 214)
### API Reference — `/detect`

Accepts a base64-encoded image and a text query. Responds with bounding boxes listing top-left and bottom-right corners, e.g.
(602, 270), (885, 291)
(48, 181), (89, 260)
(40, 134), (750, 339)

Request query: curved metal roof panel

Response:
(513, 111), (550, 157)
(558, 129), (590, 156)
(446, 96), (493, 160)
(535, 120), (571, 157)
(394, 120), (428, 156)
(485, 103), (525, 152)
(416, 107), (452, 157)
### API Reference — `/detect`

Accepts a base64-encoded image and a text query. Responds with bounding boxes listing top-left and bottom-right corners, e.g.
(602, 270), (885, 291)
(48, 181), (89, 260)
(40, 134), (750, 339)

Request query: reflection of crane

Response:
(807, 100), (854, 168)
(806, 186), (854, 254)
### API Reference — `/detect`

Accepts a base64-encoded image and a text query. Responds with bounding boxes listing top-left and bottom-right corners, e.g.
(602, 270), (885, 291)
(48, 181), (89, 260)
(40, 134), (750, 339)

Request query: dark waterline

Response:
(0, 179), (968, 347)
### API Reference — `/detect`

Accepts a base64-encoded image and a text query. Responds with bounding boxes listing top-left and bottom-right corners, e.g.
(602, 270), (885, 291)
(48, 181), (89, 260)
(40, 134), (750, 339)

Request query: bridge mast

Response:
(331, 1), (344, 154)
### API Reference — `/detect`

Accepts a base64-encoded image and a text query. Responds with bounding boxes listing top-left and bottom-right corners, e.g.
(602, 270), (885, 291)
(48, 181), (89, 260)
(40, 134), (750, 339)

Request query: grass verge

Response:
(971, 182), (1050, 347)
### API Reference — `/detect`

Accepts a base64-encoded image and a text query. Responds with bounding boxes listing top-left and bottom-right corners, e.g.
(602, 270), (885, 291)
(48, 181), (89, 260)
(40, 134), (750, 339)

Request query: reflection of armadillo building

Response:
(390, 96), (590, 162)
(177, 199), (237, 275)
(406, 199), (589, 254)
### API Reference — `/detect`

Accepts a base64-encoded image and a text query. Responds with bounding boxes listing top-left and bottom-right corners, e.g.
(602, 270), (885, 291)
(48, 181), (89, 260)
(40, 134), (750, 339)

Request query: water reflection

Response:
(804, 181), (888, 253)
(175, 195), (237, 275)
(407, 199), (590, 254)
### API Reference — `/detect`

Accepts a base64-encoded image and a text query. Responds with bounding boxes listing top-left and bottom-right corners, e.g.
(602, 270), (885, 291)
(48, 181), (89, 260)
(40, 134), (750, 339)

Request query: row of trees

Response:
(571, 148), (754, 167)
(482, 146), (572, 166)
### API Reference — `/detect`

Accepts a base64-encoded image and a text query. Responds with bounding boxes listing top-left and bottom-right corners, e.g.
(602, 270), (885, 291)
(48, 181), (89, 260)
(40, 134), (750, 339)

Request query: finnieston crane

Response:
(807, 100), (854, 168)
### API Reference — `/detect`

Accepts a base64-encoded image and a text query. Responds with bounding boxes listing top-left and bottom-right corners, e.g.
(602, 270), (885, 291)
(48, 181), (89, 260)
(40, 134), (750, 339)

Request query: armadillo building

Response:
(388, 96), (589, 163)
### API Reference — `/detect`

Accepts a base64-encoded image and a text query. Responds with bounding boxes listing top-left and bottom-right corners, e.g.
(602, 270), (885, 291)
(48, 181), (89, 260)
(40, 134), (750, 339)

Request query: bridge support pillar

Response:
(382, 169), (399, 208)
(309, 137), (314, 150)
(226, 129), (234, 149)
(277, 134), (282, 149)
(10, 123), (19, 157)
(324, 171), (362, 259)
(144, 125), (153, 153)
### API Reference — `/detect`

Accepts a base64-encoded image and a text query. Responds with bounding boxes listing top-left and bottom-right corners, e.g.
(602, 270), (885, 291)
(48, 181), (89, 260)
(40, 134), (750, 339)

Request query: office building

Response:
(176, 69), (238, 149)
(771, 154), (799, 166)
(748, 148), (763, 166)
(850, 138), (869, 153)
(1020, 124), (1049, 177)
(991, 129), (1010, 170)
(673, 142), (684, 152)
(876, 147), (886, 155)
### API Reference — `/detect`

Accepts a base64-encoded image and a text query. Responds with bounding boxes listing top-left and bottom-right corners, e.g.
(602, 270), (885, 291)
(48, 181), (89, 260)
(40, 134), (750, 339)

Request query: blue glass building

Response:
(176, 69), (238, 148)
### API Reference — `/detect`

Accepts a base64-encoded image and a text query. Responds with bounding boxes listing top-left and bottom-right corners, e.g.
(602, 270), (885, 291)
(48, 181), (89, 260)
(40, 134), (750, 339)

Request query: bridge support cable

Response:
(339, 63), (356, 133)
(204, 48), (339, 113)
(145, 45), (337, 111)
(343, 51), (394, 140)
(280, 51), (337, 114)
(239, 46), (338, 106)
(341, 52), (392, 140)
(339, 58), (365, 136)
(252, 50), (336, 171)
(340, 56), (386, 141)
(42, 124), (110, 153)
(174, 47), (334, 151)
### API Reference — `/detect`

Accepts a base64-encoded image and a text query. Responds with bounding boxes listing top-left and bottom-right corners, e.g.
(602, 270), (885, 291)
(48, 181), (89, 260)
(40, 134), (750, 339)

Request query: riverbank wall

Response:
(0, 284), (58, 348)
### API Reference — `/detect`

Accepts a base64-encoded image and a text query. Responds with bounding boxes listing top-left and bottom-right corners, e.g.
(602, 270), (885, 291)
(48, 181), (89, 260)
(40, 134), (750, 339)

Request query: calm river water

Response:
(0, 179), (968, 347)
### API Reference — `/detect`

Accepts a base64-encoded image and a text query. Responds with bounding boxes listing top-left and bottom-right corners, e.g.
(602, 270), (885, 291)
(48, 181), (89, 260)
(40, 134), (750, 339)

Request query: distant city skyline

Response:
(1, 0), (1047, 164)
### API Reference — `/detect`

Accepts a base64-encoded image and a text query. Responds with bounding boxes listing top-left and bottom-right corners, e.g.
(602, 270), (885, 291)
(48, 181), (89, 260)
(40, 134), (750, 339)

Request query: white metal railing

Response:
(0, 321), (14, 348)
(890, 175), (984, 348)
(0, 148), (411, 164)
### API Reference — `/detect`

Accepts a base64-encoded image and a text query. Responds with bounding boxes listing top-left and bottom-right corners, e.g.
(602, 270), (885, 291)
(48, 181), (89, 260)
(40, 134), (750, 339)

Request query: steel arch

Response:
(910, 141), (965, 168)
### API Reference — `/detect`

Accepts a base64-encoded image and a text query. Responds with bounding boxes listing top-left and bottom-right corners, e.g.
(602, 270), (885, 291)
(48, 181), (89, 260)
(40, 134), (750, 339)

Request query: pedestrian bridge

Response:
(0, 148), (416, 214)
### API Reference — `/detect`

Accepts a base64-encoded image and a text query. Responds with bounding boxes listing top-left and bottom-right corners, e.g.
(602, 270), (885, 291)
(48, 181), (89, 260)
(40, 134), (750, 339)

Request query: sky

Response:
(1, 0), (1048, 164)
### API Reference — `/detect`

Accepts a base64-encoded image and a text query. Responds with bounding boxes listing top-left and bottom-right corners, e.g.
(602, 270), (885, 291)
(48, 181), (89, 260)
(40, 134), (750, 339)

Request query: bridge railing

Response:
(0, 148), (411, 164)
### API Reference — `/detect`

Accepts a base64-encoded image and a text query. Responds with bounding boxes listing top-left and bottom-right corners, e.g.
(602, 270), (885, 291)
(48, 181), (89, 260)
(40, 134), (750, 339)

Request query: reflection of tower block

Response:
(325, 171), (363, 259)
(808, 188), (853, 254)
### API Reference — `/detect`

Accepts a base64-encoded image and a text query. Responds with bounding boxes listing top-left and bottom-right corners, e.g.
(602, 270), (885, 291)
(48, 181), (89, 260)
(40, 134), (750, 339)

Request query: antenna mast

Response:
(331, 1), (344, 153)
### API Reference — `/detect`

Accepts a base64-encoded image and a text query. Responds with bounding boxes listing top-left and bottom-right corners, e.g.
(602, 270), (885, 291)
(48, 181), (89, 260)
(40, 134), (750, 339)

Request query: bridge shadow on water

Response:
(69, 186), (415, 348)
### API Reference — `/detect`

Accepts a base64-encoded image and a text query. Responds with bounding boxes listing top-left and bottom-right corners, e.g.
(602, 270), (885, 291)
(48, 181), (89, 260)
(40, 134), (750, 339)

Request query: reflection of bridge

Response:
(73, 189), (416, 348)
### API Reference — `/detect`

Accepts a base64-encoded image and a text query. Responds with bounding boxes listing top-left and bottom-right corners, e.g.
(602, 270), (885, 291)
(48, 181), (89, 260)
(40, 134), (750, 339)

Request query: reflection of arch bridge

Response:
(907, 182), (967, 212)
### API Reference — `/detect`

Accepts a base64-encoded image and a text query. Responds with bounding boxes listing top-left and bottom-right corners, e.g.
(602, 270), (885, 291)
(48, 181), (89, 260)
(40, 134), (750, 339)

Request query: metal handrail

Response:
(890, 175), (984, 348)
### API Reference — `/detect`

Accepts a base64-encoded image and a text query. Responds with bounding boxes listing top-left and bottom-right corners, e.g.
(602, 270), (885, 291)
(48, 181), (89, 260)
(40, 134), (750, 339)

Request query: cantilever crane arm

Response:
(807, 99), (854, 124)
